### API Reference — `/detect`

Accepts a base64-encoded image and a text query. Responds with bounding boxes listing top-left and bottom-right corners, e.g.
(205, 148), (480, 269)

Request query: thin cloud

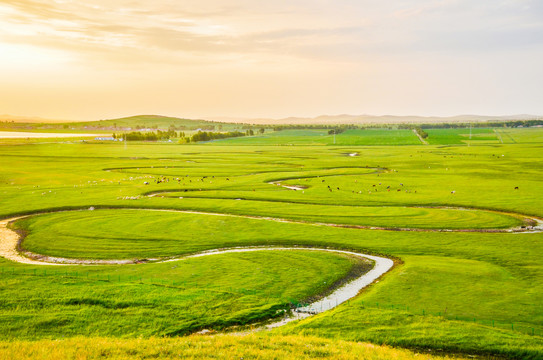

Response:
(0, 0), (542, 119)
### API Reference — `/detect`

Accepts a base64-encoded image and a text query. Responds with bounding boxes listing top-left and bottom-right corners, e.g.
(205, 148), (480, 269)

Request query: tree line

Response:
(187, 131), (246, 143)
(398, 119), (543, 129)
(113, 130), (178, 141)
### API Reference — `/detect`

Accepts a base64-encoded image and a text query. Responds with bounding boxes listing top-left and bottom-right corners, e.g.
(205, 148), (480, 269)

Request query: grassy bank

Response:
(0, 334), (466, 360)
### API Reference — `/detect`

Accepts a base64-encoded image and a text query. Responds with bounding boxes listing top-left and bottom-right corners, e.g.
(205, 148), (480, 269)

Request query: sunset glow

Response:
(1, 0), (542, 120)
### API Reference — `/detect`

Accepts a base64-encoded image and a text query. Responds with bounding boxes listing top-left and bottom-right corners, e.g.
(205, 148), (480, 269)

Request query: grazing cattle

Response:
(514, 186), (519, 190)
(451, 191), (456, 194)
(337, 187), (340, 190)
(143, 181), (149, 185)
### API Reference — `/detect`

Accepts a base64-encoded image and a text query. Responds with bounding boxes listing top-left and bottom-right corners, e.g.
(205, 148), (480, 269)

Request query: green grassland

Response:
(14, 209), (524, 260)
(212, 126), (543, 146)
(213, 128), (421, 145)
(0, 129), (542, 359)
(498, 127), (543, 144)
(18, 208), (524, 261)
(0, 250), (361, 339)
(425, 128), (498, 145)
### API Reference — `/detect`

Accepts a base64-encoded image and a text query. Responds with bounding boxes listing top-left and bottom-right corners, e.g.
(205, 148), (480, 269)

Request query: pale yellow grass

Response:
(0, 334), (464, 360)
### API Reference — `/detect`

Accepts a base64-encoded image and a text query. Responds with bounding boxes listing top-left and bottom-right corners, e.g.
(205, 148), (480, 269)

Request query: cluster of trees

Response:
(115, 129), (258, 143)
(188, 131), (246, 143)
(396, 125), (428, 139)
(243, 129), (265, 135)
(414, 126), (428, 139)
(328, 128), (348, 135)
(113, 130), (177, 141)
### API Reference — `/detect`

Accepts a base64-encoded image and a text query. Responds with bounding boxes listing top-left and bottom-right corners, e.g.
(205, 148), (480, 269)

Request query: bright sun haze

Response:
(0, 0), (542, 120)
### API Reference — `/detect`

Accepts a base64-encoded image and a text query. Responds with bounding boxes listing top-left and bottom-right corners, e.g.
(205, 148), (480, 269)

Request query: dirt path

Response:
(0, 217), (66, 266)
(494, 129), (504, 144)
(413, 129), (429, 145)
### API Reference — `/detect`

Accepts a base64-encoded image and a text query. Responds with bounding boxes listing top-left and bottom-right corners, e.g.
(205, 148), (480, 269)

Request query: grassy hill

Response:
(0, 115), (245, 133)
(70, 115), (241, 131)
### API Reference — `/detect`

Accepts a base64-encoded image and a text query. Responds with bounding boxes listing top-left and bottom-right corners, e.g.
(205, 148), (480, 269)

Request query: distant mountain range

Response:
(206, 114), (541, 125)
(1, 113), (541, 126)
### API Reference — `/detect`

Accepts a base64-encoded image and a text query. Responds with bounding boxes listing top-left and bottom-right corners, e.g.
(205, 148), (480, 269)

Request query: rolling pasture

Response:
(214, 128), (421, 145)
(0, 128), (542, 359)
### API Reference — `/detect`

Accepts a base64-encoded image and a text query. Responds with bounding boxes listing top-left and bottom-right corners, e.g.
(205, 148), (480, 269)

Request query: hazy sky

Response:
(1, 0), (542, 120)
